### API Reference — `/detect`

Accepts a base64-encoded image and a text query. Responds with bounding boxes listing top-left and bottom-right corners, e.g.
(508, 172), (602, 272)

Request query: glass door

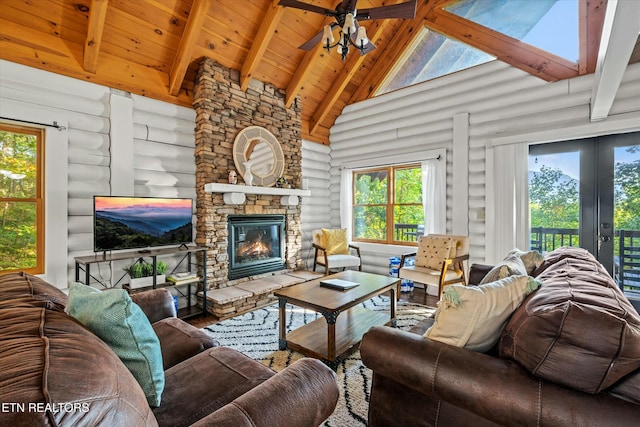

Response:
(529, 132), (640, 289)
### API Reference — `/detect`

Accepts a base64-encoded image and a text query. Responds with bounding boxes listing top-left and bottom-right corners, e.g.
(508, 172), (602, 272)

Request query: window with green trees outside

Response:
(353, 165), (424, 244)
(0, 124), (44, 275)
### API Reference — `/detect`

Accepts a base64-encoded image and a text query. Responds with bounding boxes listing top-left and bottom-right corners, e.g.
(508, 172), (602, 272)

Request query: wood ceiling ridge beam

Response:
(310, 17), (394, 135)
(83, 0), (109, 73)
(169, 0), (212, 96)
(426, 8), (579, 81)
(582, 0), (607, 75)
(285, 16), (335, 108)
(349, 0), (436, 103)
(240, 0), (285, 91)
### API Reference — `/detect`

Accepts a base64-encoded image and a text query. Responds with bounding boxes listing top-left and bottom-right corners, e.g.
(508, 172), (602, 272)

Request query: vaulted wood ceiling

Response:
(0, 0), (617, 145)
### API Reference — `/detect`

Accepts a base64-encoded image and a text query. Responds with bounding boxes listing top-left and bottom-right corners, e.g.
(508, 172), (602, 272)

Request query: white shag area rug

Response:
(202, 296), (435, 427)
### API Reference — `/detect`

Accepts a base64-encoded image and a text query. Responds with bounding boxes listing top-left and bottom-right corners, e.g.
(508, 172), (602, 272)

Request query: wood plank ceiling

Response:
(0, 0), (614, 145)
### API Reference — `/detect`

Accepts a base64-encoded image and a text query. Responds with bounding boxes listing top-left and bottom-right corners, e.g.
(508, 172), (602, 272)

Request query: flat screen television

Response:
(94, 196), (193, 252)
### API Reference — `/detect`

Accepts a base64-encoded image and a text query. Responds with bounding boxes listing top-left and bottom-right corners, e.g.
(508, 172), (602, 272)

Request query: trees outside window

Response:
(0, 124), (44, 274)
(353, 165), (424, 244)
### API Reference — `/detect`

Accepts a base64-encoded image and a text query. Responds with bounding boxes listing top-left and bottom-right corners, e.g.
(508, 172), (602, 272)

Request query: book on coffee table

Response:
(320, 278), (360, 290)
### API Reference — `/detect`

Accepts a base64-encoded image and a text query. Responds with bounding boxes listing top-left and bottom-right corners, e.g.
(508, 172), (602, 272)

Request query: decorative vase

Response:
(243, 162), (253, 186)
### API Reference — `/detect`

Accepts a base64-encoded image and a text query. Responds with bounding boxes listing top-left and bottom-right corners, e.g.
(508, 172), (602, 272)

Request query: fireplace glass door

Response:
(228, 215), (285, 279)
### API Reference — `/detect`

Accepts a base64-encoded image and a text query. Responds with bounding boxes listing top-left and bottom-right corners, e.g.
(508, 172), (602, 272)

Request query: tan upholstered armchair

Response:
(312, 228), (362, 275)
(399, 234), (469, 302)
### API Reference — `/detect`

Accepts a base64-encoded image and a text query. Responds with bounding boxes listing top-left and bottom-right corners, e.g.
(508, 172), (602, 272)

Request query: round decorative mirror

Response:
(232, 126), (285, 187)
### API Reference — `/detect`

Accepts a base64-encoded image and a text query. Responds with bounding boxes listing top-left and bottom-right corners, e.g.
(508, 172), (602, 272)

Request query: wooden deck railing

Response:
(530, 227), (640, 293)
(616, 230), (640, 293)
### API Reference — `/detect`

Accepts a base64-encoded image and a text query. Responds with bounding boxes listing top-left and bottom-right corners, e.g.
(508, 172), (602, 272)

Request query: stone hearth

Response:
(193, 59), (304, 293)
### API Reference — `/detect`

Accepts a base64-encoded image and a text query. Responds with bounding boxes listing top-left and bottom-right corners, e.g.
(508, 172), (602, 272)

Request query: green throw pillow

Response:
(67, 283), (164, 407)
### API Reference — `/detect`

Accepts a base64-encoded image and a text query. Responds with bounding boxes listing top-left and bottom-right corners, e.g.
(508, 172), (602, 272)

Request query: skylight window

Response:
(446, 0), (578, 61)
(377, 0), (579, 96)
(377, 27), (494, 95)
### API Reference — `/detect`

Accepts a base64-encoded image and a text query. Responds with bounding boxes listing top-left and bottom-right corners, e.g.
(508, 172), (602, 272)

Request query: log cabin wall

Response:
(330, 60), (640, 272)
(0, 60), (196, 291)
(193, 59), (304, 290)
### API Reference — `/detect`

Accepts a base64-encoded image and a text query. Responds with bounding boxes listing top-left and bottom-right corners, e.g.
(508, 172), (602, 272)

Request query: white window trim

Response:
(340, 148), (446, 247)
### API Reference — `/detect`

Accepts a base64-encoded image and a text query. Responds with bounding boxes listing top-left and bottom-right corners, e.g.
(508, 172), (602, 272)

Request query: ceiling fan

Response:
(278, 0), (418, 60)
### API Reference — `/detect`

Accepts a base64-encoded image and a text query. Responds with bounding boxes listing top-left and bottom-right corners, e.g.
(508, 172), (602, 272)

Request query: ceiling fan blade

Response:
(278, 0), (336, 17)
(299, 29), (325, 50)
(357, 0), (418, 21)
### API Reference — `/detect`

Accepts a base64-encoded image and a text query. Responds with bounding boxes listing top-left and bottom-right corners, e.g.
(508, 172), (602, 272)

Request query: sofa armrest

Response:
(191, 358), (339, 427)
(130, 288), (177, 323)
(152, 317), (218, 370)
(361, 326), (640, 427)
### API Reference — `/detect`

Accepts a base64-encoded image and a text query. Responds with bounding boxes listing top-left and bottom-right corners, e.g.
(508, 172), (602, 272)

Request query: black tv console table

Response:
(74, 246), (208, 319)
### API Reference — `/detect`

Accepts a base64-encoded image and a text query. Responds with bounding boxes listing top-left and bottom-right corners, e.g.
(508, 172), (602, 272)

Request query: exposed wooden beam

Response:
(169, 0), (211, 96)
(350, 0), (437, 103)
(285, 17), (334, 108)
(590, 0), (640, 121)
(583, 0), (608, 74)
(240, 0), (284, 91)
(426, 8), (579, 82)
(310, 18), (395, 135)
(83, 0), (109, 73)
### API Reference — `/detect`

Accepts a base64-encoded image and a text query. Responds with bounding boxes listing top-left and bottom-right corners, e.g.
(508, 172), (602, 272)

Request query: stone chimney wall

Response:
(193, 59), (304, 290)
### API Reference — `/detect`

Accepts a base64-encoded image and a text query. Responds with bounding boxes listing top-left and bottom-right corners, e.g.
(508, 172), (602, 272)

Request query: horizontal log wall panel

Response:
(133, 124), (195, 146)
(301, 139), (331, 270)
(132, 95), (196, 258)
(0, 81), (109, 116)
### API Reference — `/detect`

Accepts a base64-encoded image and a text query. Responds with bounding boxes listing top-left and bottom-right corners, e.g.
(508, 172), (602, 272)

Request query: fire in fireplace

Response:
(228, 215), (285, 279)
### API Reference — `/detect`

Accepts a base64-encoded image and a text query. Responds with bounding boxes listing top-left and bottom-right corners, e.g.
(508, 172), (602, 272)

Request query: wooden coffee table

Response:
(274, 270), (400, 368)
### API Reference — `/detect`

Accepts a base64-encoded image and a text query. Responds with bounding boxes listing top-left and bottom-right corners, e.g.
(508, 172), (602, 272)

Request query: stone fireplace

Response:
(193, 59), (304, 290)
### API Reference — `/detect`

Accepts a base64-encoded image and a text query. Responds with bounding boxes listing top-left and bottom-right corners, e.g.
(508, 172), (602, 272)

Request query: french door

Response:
(529, 132), (640, 277)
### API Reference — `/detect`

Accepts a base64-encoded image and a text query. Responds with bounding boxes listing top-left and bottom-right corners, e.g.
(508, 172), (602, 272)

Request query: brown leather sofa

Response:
(0, 272), (339, 427)
(361, 247), (640, 426)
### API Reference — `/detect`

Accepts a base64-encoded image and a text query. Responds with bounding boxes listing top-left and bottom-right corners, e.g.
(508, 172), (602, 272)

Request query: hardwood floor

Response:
(185, 283), (437, 329)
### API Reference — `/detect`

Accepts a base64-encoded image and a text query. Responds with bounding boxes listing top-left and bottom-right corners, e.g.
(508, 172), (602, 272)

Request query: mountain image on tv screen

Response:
(94, 196), (193, 251)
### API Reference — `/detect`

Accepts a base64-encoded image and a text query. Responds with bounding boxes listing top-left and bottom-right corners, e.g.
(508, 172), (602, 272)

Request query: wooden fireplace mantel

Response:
(204, 183), (311, 205)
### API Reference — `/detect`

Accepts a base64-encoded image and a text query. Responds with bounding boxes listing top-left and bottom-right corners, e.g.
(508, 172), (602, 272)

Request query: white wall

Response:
(330, 60), (640, 268)
(0, 60), (195, 289)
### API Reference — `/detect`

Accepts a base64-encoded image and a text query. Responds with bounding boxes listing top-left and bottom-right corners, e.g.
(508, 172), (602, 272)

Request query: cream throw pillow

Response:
(480, 252), (528, 284)
(322, 228), (349, 255)
(506, 248), (544, 275)
(424, 275), (541, 352)
(415, 236), (454, 270)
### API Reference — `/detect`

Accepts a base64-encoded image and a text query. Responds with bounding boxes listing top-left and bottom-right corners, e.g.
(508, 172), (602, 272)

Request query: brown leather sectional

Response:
(361, 247), (640, 426)
(0, 272), (339, 426)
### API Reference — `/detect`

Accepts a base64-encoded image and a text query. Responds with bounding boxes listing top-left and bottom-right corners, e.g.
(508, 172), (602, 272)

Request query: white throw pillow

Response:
(424, 275), (541, 352)
(479, 252), (528, 284)
(506, 248), (544, 275)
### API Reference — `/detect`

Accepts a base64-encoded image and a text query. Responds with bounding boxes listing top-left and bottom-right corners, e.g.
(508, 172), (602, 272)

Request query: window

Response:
(0, 124), (45, 274)
(353, 164), (424, 244)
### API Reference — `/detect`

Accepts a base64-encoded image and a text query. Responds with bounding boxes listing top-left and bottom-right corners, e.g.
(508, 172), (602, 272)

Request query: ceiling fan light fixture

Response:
(355, 26), (368, 47)
(322, 25), (335, 46)
(342, 13), (356, 35)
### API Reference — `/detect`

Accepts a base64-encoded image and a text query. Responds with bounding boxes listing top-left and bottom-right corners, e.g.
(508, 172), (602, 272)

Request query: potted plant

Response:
(124, 260), (167, 289)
